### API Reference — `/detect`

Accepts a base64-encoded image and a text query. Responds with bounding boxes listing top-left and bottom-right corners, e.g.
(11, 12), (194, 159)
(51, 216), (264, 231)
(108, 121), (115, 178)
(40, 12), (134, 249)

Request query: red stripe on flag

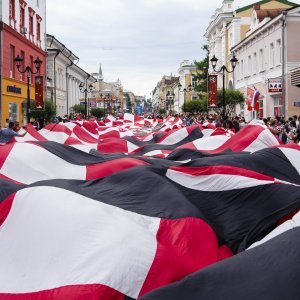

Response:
(139, 217), (232, 297)
(43, 124), (72, 135)
(0, 143), (15, 169)
(0, 193), (15, 227)
(0, 284), (124, 300)
(73, 126), (99, 143)
(97, 138), (129, 153)
(86, 158), (149, 180)
(26, 124), (48, 141)
(209, 125), (265, 153)
(169, 165), (274, 181)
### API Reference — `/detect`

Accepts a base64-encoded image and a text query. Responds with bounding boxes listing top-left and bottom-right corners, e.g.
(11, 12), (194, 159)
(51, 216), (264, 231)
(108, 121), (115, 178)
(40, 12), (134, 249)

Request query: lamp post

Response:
(79, 82), (93, 119)
(14, 55), (42, 124)
(210, 54), (238, 119)
(178, 83), (193, 113)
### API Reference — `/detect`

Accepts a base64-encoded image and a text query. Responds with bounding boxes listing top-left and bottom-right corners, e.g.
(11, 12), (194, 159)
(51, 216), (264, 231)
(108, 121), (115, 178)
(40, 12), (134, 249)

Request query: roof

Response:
(255, 8), (285, 21)
(236, 0), (298, 13)
(232, 5), (300, 51)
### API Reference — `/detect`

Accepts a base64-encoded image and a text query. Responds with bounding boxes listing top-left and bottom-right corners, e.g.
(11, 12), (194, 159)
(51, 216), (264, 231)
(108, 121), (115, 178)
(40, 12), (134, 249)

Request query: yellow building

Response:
(2, 77), (35, 126)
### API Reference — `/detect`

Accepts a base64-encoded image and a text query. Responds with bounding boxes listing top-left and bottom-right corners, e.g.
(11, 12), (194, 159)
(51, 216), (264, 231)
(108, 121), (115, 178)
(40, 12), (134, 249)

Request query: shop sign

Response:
(7, 85), (21, 94)
(294, 101), (300, 107)
(268, 79), (282, 93)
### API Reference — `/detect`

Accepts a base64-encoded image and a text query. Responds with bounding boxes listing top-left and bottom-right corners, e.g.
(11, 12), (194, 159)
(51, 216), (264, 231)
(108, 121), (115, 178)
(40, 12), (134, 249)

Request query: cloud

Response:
(47, 0), (300, 95)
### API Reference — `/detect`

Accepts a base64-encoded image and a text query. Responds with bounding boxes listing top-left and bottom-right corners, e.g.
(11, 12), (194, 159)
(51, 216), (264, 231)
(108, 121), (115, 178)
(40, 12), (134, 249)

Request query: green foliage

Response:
(184, 99), (207, 113)
(30, 100), (56, 122)
(193, 45), (209, 95)
(90, 108), (105, 119)
(216, 89), (245, 106)
(159, 108), (166, 114)
(216, 89), (245, 116)
(72, 104), (86, 115)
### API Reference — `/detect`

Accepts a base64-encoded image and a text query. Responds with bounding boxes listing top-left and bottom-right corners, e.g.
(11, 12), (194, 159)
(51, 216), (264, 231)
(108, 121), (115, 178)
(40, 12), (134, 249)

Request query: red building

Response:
(1, 0), (46, 126)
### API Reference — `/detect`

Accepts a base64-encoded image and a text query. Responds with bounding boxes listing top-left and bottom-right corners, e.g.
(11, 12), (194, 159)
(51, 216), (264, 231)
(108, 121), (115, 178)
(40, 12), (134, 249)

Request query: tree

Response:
(30, 100), (56, 122)
(217, 89), (245, 117)
(193, 45), (209, 96)
(159, 108), (166, 114)
(184, 99), (207, 113)
(90, 108), (105, 119)
(72, 104), (86, 115)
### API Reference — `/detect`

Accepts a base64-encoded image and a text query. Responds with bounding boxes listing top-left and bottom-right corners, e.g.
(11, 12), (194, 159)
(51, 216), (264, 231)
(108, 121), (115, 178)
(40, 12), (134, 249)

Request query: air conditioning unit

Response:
(20, 27), (27, 35)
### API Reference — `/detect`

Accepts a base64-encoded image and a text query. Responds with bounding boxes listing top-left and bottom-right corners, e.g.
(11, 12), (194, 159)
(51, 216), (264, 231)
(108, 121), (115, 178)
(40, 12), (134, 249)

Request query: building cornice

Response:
(205, 12), (234, 37)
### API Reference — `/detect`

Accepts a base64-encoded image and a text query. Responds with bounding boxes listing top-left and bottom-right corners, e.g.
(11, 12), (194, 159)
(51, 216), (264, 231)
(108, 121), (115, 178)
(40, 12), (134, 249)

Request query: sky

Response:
(46, 0), (300, 97)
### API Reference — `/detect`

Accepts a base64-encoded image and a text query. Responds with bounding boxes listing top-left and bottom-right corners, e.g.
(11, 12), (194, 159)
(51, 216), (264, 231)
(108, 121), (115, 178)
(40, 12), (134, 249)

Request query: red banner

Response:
(89, 98), (97, 108)
(208, 75), (218, 107)
(34, 76), (44, 109)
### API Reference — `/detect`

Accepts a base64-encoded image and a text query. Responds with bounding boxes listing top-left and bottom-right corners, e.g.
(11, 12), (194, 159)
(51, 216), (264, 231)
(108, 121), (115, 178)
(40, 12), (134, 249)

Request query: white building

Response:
(232, 5), (300, 119)
(46, 34), (95, 117)
(178, 60), (198, 112)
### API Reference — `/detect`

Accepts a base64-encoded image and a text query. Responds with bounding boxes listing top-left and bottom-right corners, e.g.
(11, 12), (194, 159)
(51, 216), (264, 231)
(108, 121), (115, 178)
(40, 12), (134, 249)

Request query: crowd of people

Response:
(1, 113), (300, 145)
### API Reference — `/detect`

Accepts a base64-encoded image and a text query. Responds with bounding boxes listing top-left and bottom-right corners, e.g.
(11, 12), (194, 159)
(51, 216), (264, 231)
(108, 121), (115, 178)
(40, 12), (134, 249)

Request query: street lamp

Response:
(79, 82), (93, 118)
(14, 55), (42, 124)
(210, 54), (238, 119)
(178, 83), (193, 113)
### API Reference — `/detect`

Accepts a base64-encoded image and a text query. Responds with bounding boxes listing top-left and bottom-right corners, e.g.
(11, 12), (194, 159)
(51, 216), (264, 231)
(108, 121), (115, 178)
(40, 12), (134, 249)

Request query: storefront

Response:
(2, 77), (35, 126)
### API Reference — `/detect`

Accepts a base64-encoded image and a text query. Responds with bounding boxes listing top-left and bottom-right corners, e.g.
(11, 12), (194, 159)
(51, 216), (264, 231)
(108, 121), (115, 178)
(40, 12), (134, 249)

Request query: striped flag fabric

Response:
(0, 120), (299, 299)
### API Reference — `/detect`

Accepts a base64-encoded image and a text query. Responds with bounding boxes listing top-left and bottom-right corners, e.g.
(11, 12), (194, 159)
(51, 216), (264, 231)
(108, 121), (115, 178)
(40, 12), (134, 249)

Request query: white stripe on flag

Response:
(0, 186), (160, 298)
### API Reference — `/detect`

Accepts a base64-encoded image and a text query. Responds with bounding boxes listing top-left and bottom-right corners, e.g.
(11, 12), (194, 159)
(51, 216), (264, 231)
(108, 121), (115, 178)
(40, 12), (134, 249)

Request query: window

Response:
(236, 62), (239, 80)
(30, 55), (33, 83)
(276, 39), (282, 65)
(36, 21), (40, 41)
(241, 59), (244, 79)
(270, 43), (275, 68)
(9, 0), (16, 27)
(9, 103), (18, 122)
(28, 7), (35, 39)
(9, 45), (15, 78)
(259, 49), (264, 71)
(191, 76), (197, 88)
(20, 51), (25, 80)
(9, 0), (15, 20)
(273, 95), (284, 116)
(253, 52), (257, 74)
(20, 6), (25, 30)
(259, 99), (264, 119)
(248, 55), (252, 76)
(29, 15), (33, 35)
(36, 15), (42, 45)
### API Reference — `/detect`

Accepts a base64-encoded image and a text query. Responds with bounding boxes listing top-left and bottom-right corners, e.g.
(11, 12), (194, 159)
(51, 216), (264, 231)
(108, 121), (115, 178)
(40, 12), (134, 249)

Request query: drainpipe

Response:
(0, 22), (3, 126)
(66, 60), (73, 116)
(47, 48), (64, 110)
(282, 11), (287, 117)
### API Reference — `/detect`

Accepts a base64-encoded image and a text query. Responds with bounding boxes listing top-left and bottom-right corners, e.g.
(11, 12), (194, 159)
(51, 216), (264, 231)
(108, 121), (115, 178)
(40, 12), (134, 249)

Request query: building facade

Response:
(205, 0), (297, 117)
(90, 65), (125, 115)
(1, 0), (46, 126)
(178, 60), (198, 112)
(46, 34), (95, 117)
(232, 5), (300, 119)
